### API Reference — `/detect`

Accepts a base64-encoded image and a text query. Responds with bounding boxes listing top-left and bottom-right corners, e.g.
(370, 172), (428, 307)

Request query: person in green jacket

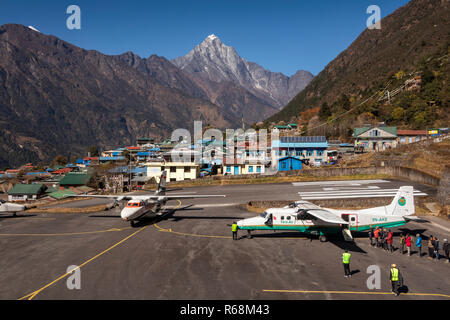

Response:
(342, 250), (351, 278)
(232, 221), (238, 240)
(390, 264), (403, 296)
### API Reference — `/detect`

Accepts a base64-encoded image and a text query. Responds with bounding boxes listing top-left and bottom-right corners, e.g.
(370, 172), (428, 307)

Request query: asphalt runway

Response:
(0, 179), (448, 300)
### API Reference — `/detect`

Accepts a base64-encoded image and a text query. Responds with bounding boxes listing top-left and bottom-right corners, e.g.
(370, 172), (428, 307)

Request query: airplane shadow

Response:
(250, 232), (310, 239)
(329, 240), (367, 254)
(88, 214), (121, 218)
(0, 214), (38, 220)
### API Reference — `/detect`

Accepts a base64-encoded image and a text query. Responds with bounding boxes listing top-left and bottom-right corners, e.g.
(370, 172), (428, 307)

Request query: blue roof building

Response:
(272, 136), (329, 165)
(278, 156), (303, 171)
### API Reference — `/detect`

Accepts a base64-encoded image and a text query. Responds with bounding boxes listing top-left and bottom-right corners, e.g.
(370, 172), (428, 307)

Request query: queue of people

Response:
(368, 227), (449, 262)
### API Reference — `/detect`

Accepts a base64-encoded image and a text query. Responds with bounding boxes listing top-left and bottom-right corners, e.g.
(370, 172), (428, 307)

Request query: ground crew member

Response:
(231, 221), (238, 240)
(389, 264), (402, 296)
(342, 250), (351, 278)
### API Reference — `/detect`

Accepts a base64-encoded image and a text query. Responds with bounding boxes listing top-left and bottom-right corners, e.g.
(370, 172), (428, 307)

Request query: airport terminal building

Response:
(271, 136), (329, 166)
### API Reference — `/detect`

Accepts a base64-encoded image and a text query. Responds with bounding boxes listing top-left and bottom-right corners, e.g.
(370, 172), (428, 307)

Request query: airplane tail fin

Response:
(156, 170), (167, 195)
(388, 186), (415, 216)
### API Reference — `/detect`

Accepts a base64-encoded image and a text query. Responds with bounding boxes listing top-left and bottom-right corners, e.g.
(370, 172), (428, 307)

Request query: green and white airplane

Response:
(237, 186), (419, 242)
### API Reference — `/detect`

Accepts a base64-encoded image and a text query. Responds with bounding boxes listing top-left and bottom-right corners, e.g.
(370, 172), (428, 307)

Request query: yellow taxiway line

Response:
(18, 226), (148, 300)
(0, 227), (132, 237)
(263, 289), (450, 299)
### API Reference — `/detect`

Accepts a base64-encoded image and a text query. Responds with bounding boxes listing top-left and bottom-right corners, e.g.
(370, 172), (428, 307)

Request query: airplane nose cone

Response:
(121, 208), (139, 221)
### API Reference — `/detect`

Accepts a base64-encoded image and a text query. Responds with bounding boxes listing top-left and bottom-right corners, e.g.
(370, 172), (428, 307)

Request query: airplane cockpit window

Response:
(297, 210), (316, 220)
(0, 199), (5, 204)
(264, 213), (273, 225)
(260, 212), (267, 218)
(288, 202), (296, 208)
(296, 209), (307, 219)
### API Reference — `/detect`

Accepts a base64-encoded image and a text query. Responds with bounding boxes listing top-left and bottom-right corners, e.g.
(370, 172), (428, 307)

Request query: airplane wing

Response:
(146, 195), (226, 200)
(66, 194), (135, 201)
(67, 194), (225, 201)
(307, 209), (349, 225)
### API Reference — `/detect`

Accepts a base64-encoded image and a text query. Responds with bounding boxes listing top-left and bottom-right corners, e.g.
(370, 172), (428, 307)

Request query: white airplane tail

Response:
(387, 186), (415, 216)
(156, 170), (167, 195)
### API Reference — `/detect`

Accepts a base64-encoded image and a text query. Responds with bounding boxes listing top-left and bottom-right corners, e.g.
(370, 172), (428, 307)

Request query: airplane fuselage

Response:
(0, 200), (26, 215)
(120, 199), (163, 221)
(238, 206), (409, 237)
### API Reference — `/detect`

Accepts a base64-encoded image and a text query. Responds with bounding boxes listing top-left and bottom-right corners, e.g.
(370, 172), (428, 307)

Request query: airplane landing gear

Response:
(319, 235), (327, 242)
(130, 220), (136, 228)
(247, 230), (252, 239)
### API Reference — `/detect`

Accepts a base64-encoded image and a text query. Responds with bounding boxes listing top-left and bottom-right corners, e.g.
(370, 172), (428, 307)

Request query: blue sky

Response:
(1, 0), (410, 76)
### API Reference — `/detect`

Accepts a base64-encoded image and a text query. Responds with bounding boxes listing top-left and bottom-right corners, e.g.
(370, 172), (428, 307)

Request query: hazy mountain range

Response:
(0, 25), (312, 167)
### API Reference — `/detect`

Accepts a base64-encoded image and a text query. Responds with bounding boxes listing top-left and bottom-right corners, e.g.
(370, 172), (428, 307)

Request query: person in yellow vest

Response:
(231, 221), (238, 240)
(390, 264), (403, 296)
(342, 250), (351, 278)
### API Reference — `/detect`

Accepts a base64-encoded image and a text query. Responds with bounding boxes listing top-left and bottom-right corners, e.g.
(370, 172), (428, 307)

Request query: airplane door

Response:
(341, 214), (358, 230)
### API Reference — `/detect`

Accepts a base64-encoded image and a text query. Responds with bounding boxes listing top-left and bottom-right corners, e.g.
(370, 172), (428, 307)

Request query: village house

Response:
(353, 125), (397, 151)
(397, 130), (428, 145)
(8, 183), (48, 201)
(271, 136), (329, 166)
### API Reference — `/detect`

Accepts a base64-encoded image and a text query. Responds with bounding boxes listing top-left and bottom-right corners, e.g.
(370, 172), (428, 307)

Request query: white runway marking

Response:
(292, 180), (389, 186)
(298, 188), (427, 200)
(193, 203), (239, 208)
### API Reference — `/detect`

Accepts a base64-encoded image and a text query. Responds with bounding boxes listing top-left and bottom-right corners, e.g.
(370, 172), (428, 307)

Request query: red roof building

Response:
(52, 168), (74, 174)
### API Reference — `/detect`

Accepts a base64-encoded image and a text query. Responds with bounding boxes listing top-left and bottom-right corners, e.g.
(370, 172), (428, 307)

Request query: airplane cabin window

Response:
(280, 216), (284, 220)
(286, 216), (291, 220)
(351, 217), (356, 222)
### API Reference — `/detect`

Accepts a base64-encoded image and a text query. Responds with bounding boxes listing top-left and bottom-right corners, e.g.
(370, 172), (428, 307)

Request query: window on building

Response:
(184, 166), (191, 173)
(170, 167), (176, 173)
(256, 166), (261, 173)
(248, 166), (253, 173)
(170, 178), (176, 182)
(226, 166), (231, 172)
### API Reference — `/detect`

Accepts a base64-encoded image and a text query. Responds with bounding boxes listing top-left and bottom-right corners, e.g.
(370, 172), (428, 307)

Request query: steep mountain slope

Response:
(267, 0), (449, 127)
(117, 52), (278, 124)
(0, 24), (237, 168)
(172, 34), (314, 109)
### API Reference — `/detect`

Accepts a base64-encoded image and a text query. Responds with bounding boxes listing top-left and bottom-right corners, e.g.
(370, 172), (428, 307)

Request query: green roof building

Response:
(353, 126), (398, 151)
(59, 172), (92, 187)
(8, 183), (47, 201)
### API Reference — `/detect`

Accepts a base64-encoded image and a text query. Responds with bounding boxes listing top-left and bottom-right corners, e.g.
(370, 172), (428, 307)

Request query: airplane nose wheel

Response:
(319, 235), (327, 242)
(130, 220), (136, 228)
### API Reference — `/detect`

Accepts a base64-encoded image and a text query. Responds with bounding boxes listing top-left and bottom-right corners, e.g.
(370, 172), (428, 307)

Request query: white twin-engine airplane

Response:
(72, 171), (225, 227)
(0, 199), (26, 216)
(238, 186), (419, 242)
